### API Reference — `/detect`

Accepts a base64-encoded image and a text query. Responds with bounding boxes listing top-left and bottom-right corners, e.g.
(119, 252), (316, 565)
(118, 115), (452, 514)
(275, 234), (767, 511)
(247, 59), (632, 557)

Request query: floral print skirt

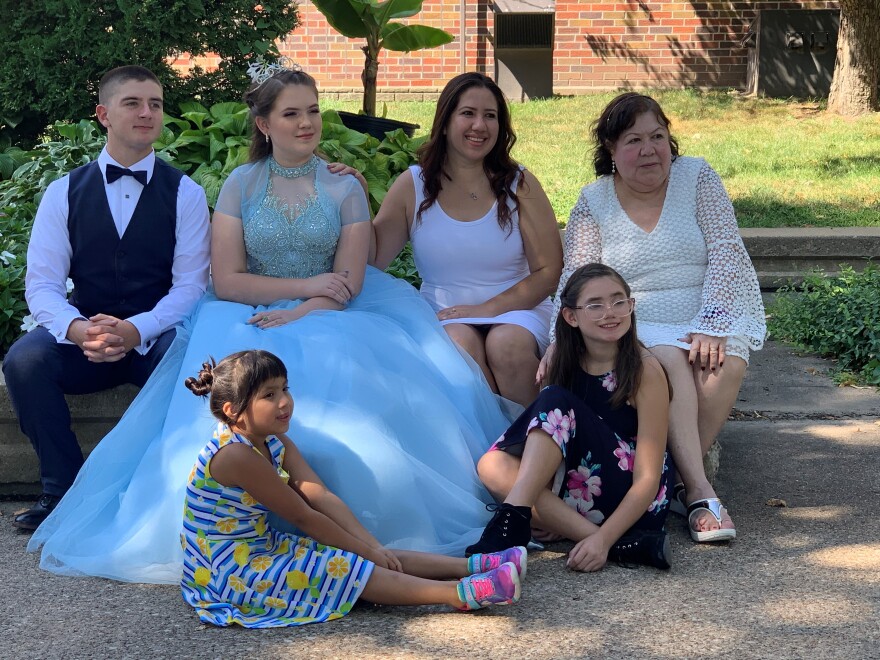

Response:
(490, 382), (672, 531)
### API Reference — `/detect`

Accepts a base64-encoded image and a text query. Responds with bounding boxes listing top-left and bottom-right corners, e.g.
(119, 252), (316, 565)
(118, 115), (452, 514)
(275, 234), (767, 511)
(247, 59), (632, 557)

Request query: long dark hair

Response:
(185, 350), (288, 426)
(547, 264), (642, 408)
(244, 69), (320, 162)
(416, 72), (520, 231)
(592, 92), (680, 177)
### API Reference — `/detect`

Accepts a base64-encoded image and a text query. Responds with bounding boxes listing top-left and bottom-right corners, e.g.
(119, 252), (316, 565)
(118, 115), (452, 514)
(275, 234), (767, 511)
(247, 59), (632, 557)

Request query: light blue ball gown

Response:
(29, 156), (513, 584)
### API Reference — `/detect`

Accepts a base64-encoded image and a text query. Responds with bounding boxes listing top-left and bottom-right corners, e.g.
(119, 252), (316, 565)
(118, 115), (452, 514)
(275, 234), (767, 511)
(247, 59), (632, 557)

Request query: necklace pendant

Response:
(470, 192), (478, 200)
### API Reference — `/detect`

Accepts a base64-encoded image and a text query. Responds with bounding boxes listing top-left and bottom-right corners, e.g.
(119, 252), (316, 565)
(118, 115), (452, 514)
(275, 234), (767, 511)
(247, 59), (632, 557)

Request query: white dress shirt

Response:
(25, 147), (211, 354)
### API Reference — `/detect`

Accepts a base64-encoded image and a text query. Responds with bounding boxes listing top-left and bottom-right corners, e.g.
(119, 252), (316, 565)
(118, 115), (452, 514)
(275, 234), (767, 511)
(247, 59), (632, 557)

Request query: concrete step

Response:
(741, 227), (880, 289)
(0, 372), (137, 494)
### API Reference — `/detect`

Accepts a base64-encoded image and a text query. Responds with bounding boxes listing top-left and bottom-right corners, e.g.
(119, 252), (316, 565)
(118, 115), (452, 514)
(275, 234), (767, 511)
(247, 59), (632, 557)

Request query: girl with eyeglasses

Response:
(467, 264), (674, 572)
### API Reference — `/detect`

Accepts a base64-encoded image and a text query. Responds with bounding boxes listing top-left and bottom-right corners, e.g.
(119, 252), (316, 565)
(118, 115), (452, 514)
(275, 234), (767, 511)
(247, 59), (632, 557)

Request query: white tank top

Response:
(409, 165), (529, 309)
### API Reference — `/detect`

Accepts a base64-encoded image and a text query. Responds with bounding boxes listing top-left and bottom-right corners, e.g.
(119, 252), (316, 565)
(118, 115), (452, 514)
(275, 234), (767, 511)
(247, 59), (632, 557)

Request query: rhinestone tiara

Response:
(246, 56), (302, 86)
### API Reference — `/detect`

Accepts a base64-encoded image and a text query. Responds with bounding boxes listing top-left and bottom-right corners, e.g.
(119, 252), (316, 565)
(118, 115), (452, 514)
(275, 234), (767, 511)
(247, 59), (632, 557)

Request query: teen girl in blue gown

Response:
(30, 68), (512, 583)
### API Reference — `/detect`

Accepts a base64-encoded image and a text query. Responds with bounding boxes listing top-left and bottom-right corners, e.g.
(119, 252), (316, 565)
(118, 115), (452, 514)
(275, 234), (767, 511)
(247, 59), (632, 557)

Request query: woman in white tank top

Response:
(372, 73), (562, 406)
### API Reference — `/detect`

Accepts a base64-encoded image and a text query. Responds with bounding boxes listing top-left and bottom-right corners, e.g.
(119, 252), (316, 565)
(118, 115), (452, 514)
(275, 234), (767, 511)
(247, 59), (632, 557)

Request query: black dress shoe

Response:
(12, 494), (61, 531)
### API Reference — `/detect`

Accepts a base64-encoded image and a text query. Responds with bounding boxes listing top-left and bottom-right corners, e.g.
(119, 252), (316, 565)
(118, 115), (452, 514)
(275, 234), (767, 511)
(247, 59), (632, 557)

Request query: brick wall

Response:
(174, 1), (840, 98)
(553, 0), (840, 92)
(275, 1), (494, 101)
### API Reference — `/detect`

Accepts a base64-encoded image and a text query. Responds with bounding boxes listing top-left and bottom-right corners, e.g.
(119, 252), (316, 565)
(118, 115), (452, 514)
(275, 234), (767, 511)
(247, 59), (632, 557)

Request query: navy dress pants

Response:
(2, 326), (176, 497)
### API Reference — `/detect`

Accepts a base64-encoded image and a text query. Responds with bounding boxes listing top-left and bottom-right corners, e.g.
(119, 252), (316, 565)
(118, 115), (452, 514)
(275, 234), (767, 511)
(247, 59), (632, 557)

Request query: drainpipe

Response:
(460, 0), (467, 74)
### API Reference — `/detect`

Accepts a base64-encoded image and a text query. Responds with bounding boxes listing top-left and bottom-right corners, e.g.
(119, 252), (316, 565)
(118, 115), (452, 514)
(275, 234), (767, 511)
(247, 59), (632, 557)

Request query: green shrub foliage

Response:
(0, 120), (107, 352)
(155, 101), (253, 209)
(0, 107), (424, 356)
(319, 111), (424, 290)
(0, 0), (299, 147)
(769, 265), (880, 385)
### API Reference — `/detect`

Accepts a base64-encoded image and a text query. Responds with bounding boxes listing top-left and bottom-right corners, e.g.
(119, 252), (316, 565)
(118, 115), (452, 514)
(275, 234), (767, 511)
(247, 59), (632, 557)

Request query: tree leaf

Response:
(311, 0), (371, 39)
(377, 0), (425, 22)
(380, 23), (454, 52)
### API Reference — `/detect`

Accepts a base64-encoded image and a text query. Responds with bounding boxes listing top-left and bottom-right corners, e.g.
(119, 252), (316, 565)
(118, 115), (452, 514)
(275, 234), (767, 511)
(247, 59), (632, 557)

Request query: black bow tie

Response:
(106, 163), (148, 186)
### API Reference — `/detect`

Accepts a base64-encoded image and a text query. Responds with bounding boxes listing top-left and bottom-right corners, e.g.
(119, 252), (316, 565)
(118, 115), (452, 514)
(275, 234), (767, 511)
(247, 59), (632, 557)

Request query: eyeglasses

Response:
(569, 298), (635, 320)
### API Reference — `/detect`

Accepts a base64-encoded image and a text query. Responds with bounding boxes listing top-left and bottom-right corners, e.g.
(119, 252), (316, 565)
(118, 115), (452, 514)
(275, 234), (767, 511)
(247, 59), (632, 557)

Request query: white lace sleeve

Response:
(550, 191), (603, 342)
(693, 163), (766, 349)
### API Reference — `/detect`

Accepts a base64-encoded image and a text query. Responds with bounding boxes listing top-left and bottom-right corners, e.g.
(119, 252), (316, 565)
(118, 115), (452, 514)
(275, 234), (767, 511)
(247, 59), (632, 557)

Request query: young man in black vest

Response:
(3, 66), (210, 530)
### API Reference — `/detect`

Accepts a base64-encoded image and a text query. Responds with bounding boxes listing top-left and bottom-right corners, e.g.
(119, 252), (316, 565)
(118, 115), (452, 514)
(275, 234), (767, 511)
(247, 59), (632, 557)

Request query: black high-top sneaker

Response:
(607, 529), (672, 569)
(465, 503), (532, 557)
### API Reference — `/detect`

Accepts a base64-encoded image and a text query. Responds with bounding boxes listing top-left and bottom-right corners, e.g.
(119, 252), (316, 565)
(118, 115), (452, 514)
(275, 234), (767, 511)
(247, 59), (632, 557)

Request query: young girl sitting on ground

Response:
(465, 264), (674, 571)
(180, 349), (526, 627)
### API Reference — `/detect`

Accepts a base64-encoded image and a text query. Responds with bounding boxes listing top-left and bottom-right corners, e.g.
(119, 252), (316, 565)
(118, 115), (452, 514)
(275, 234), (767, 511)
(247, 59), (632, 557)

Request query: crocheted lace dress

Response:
(551, 156), (765, 362)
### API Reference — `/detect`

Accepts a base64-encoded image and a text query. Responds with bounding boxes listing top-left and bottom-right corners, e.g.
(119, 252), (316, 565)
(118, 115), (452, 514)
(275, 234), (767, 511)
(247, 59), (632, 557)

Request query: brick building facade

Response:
(176, 1), (840, 99)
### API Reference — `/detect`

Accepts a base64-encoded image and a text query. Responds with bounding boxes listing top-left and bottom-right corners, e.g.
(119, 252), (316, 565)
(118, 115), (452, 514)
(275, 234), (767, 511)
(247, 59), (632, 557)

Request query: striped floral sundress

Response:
(180, 422), (374, 628)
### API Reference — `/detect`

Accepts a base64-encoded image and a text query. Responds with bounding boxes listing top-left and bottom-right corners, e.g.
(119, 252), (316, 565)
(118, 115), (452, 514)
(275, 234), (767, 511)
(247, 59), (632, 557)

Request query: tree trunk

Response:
(828, 0), (880, 115)
(361, 44), (380, 117)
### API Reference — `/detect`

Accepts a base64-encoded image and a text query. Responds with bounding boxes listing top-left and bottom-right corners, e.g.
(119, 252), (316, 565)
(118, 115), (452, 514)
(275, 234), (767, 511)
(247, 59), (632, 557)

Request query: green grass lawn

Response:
(326, 90), (880, 228)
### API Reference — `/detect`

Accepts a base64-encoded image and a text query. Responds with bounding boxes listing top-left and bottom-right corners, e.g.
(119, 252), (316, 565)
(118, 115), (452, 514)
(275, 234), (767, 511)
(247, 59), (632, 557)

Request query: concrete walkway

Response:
(2, 341), (878, 659)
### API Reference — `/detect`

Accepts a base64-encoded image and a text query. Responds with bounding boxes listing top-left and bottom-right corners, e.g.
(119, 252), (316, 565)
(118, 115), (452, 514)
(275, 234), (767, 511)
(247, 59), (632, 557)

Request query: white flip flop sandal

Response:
(687, 497), (737, 543)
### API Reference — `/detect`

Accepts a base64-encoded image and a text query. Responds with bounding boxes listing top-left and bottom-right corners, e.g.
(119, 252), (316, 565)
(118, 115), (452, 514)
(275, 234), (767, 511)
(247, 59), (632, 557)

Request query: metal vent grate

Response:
(495, 13), (554, 49)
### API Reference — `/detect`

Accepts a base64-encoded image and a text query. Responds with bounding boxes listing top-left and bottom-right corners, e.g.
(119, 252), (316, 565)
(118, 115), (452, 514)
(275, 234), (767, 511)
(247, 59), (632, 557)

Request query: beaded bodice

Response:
(243, 155), (340, 279)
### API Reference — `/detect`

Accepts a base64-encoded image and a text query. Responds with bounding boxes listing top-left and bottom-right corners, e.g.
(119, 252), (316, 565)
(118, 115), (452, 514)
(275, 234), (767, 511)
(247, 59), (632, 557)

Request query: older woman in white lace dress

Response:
(538, 93), (765, 543)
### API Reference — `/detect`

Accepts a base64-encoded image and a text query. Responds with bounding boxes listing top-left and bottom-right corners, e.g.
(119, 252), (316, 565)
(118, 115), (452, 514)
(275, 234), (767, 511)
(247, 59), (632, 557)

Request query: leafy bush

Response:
(156, 102), (252, 208)
(1, 121), (107, 206)
(320, 111), (426, 214)
(0, 202), (34, 351)
(319, 111), (423, 288)
(0, 140), (30, 181)
(0, 248), (27, 353)
(769, 265), (880, 384)
(0, 120), (107, 353)
(384, 243), (422, 289)
(0, 0), (299, 147)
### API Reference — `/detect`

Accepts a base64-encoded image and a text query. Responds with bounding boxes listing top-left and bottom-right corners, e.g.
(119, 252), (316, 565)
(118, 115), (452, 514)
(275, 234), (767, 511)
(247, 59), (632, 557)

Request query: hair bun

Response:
(184, 359), (216, 397)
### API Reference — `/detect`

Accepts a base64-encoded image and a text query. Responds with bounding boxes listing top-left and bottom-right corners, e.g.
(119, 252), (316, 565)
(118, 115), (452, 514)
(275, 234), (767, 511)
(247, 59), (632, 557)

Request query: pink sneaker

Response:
(456, 562), (521, 611)
(467, 546), (527, 580)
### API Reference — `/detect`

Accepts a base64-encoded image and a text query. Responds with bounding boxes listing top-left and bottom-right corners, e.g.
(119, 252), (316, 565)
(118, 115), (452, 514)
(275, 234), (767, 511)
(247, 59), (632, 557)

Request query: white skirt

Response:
(435, 297), (553, 355)
(638, 321), (750, 363)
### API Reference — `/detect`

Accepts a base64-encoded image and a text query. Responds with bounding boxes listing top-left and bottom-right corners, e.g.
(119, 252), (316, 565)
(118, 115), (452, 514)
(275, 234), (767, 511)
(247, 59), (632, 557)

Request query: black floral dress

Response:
(489, 369), (672, 531)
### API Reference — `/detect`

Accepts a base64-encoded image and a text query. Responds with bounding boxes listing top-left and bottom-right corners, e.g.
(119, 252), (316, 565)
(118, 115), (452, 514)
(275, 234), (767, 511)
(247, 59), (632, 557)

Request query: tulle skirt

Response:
(29, 267), (514, 583)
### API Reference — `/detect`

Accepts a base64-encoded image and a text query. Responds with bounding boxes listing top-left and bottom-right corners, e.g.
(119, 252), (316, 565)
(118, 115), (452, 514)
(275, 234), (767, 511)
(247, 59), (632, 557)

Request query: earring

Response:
(611, 160), (616, 175)
(264, 133), (270, 144)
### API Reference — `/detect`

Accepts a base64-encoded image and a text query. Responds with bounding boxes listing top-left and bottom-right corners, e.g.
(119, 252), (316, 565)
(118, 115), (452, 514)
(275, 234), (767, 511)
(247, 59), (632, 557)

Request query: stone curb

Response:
(0, 371), (137, 493)
(741, 227), (880, 289)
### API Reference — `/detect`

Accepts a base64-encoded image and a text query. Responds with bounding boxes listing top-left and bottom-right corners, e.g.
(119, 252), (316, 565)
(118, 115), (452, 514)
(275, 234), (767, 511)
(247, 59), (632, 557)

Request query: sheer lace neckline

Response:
(610, 168), (673, 235)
